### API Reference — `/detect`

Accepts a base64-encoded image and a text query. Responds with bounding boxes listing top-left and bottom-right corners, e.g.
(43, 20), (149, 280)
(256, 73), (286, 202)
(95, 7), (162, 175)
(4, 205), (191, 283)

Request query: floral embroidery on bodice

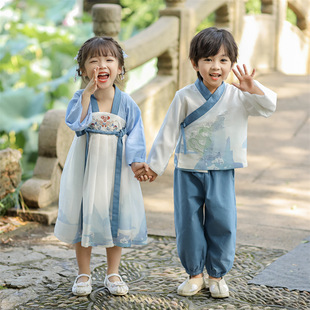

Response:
(89, 112), (125, 132)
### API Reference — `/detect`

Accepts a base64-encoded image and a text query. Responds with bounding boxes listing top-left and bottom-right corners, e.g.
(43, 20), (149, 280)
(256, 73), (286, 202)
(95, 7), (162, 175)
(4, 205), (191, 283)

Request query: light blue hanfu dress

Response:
(54, 86), (148, 248)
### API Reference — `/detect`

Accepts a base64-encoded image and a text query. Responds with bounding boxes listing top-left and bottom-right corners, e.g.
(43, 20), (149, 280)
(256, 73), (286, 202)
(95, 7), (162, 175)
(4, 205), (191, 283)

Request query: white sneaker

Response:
(72, 274), (92, 296)
(177, 277), (205, 296)
(209, 277), (229, 298)
(104, 273), (129, 296)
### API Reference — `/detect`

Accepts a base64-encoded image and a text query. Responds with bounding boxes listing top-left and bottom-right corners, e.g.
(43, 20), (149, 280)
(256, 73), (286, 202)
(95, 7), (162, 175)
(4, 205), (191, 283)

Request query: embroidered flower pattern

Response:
(89, 114), (119, 131)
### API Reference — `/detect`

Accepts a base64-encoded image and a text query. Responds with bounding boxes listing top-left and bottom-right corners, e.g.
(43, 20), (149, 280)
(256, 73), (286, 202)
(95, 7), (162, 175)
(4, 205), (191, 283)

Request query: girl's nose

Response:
(99, 61), (107, 68)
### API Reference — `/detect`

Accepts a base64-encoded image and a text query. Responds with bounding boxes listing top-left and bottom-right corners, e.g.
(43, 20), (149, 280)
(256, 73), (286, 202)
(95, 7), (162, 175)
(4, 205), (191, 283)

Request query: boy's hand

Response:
(131, 162), (149, 182)
(232, 64), (264, 95)
(146, 168), (158, 182)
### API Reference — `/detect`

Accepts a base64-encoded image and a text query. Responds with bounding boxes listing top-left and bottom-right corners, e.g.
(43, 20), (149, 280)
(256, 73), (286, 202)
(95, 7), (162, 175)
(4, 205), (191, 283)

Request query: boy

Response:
(135, 27), (276, 298)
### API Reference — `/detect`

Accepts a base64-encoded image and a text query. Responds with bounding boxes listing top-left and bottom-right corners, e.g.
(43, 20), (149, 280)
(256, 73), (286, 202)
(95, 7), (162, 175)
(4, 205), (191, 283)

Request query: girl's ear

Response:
(191, 59), (198, 71)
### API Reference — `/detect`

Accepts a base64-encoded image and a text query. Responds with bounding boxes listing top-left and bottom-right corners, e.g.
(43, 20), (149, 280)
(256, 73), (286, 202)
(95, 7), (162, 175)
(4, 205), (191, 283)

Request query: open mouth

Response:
(97, 73), (109, 82)
(210, 73), (221, 80)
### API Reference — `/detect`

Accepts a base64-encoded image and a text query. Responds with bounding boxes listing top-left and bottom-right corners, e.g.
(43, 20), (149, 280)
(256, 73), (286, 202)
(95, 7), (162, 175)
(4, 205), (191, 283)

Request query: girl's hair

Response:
(75, 36), (126, 80)
(189, 27), (238, 80)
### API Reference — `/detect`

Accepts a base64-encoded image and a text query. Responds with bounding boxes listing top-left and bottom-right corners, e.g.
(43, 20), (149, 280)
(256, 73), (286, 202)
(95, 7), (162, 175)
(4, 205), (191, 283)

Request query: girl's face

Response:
(191, 45), (233, 93)
(82, 53), (121, 90)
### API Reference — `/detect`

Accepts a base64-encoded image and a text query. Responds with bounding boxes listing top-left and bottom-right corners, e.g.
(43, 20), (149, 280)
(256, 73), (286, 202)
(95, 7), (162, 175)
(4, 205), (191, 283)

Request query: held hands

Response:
(232, 64), (264, 95)
(131, 162), (158, 182)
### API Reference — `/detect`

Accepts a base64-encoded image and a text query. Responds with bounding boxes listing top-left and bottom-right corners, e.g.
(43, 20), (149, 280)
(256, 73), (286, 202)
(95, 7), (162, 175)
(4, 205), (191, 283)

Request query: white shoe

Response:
(177, 277), (205, 296)
(104, 273), (129, 296)
(209, 277), (229, 298)
(72, 274), (92, 296)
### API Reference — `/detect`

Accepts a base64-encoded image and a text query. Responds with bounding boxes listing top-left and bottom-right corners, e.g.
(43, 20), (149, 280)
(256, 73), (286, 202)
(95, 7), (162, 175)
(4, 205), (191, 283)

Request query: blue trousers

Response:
(174, 168), (237, 278)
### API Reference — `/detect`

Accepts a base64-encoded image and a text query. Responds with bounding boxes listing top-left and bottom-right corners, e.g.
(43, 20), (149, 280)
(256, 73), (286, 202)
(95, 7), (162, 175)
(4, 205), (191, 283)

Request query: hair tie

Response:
(122, 50), (128, 59)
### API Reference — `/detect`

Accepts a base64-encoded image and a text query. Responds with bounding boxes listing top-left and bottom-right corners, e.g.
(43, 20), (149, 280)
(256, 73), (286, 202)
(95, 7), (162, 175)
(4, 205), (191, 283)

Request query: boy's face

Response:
(191, 45), (232, 93)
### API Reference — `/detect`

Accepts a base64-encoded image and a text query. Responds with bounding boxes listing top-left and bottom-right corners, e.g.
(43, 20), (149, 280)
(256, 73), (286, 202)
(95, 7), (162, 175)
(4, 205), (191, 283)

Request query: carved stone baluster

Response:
(91, 4), (121, 39)
(159, 0), (194, 89)
(261, 0), (274, 14)
(83, 0), (120, 13)
(165, 0), (185, 8)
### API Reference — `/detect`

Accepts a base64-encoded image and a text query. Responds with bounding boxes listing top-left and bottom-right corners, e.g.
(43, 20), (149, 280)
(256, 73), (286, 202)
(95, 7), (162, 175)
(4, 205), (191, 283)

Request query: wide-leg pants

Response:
(174, 168), (237, 278)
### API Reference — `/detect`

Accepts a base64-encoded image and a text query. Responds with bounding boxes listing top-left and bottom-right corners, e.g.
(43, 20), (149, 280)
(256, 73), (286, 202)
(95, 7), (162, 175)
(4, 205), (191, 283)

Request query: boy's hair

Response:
(189, 27), (238, 80)
(76, 36), (125, 78)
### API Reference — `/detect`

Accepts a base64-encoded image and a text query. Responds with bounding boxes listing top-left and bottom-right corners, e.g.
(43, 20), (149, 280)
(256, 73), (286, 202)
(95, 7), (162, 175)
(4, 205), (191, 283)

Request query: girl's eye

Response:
(90, 60), (97, 63)
(205, 58), (212, 62)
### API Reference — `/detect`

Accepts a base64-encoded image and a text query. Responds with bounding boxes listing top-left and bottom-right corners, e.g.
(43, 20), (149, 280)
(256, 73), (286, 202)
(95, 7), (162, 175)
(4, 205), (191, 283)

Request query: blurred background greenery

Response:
(0, 0), (297, 183)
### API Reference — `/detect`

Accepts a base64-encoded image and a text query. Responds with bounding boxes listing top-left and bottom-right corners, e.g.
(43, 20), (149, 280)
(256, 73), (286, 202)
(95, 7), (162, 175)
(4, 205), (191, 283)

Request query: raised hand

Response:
(232, 64), (264, 95)
(84, 66), (99, 96)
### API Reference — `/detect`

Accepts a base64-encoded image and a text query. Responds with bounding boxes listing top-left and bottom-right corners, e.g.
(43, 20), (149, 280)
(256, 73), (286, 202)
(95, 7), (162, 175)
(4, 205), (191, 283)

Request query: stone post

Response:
(159, 0), (195, 89)
(91, 4), (122, 38)
(215, 0), (245, 42)
(274, 0), (287, 72)
(261, 0), (274, 14)
(83, 0), (120, 13)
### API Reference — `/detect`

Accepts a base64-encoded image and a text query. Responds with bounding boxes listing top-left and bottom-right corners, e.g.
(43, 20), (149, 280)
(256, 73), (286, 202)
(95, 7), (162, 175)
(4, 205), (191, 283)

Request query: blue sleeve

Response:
(124, 96), (146, 165)
(65, 90), (92, 131)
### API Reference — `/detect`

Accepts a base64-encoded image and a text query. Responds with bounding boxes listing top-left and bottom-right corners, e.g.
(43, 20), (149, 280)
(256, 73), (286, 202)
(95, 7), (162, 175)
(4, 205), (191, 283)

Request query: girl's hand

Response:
(84, 67), (99, 96)
(131, 162), (149, 182)
(232, 64), (264, 95)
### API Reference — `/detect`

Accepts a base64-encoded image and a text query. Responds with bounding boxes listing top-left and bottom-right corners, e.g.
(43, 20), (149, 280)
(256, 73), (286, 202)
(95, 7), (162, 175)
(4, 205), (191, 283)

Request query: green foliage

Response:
(286, 7), (297, 26)
(120, 0), (165, 40)
(197, 13), (215, 33)
(245, 0), (261, 14)
(0, 0), (93, 178)
(0, 182), (26, 216)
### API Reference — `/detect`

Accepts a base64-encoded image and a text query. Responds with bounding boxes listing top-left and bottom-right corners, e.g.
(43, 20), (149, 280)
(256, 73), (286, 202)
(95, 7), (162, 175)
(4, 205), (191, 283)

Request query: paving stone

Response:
(1, 236), (307, 310)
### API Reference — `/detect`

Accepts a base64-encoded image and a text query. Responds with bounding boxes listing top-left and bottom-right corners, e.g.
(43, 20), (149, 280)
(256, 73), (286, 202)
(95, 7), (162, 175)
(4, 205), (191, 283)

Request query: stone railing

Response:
(19, 0), (310, 221)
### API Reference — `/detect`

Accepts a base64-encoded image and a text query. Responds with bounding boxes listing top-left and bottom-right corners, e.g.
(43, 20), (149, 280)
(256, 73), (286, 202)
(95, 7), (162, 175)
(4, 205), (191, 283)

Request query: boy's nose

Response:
(211, 61), (220, 69)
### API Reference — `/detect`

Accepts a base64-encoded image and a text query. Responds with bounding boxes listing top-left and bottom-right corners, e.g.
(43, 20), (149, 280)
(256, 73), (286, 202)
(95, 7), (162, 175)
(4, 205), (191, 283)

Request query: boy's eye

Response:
(204, 58), (212, 62)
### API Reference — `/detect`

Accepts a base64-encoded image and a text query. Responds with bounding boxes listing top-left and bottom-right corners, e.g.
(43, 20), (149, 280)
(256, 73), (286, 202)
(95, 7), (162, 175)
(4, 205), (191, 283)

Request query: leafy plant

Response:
(0, 0), (93, 178)
(0, 182), (27, 216)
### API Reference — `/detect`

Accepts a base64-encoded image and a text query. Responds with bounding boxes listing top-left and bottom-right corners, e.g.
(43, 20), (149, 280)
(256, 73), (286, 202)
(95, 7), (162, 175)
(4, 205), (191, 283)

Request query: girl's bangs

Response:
(87, 40), (118, 59)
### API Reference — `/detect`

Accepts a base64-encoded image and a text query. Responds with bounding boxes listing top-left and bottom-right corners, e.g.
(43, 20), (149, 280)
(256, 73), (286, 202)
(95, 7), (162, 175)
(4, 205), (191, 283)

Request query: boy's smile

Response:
(191, 45), (232, 93)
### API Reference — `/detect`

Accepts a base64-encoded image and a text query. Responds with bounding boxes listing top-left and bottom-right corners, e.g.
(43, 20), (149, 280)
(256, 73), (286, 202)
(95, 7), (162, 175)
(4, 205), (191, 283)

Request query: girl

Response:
(54, 36), (148, 297)
(135, 27), (277, 298)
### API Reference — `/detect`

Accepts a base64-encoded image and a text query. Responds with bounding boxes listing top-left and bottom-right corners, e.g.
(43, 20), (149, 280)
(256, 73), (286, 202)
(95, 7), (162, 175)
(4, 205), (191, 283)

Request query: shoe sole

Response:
(210, 292), (229, 298)
(72, 290), (92, 296)
(177, 285), (205, 296)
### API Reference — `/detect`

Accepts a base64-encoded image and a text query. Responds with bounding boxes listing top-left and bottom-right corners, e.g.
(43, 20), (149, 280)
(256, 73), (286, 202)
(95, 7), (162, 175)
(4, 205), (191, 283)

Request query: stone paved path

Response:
(1, 225), (309, 310)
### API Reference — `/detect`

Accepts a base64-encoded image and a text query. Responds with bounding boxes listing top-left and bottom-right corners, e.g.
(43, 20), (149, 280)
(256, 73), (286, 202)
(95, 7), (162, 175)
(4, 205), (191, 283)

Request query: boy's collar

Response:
(195, 79), (225, 102)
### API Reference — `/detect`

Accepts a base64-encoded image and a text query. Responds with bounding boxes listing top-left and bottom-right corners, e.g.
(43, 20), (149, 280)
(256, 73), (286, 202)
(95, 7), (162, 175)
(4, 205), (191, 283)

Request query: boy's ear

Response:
(191, 59), (199, 71)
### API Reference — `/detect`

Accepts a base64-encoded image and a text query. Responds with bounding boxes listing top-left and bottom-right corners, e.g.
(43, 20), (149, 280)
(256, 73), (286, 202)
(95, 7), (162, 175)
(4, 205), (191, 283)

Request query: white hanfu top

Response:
(147, 79), (277, 175)
(54, 86), (148, 248)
